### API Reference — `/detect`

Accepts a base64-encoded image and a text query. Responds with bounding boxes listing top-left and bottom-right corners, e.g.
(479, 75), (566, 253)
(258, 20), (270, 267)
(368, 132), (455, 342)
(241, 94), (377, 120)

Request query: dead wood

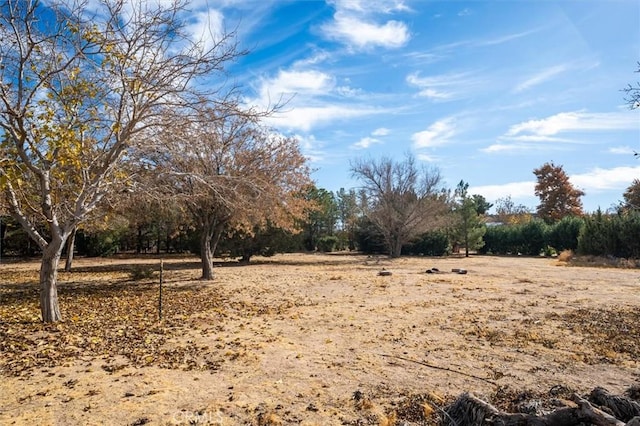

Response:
(589, 387), (640, 422)
(442, 389), (640, 426)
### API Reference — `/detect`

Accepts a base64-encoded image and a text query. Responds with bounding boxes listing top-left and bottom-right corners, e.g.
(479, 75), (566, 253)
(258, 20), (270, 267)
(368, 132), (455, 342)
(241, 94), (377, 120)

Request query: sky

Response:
(168, 1), (639, 212)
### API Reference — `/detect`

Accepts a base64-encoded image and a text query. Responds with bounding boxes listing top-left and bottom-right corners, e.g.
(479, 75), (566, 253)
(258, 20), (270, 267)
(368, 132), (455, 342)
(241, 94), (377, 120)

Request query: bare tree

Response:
(494, 195), (532, 225)
(350, 154), (449, 258)
(145, 105), (312, 279)
(0, 0), (242, 322)
(623, 62), (640, 110)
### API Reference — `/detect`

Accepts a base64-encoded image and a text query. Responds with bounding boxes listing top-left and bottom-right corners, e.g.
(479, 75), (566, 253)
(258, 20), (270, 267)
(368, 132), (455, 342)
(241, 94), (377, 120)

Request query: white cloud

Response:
(328, 0), (410, 14)
(406, 71), (478, 100)
(470, 181), (537, 204)
(321, 1), (410, 50)
(570, 166), (640, 192)
(416, 153), (439, 162)
(505, 111), (639, 138)
(352, 136), (382, 149)
(372, 127), (390, 136)
(513, 64), (569, 93)
(411, 117), (457, 148)
(295, 134), (326, 163)
(458, 8), (471, 16)
(183, 8), (225, 52)
(322, 12), (410, 49)
(608, 146), (636, 155)
(336, 85), (362, 97)
(257, 69), (335, 101)
(266, 105), (377, 132)
(470, 166), (640, 208)
(479, 28), (542, 46)
(481, 142), (569, 154)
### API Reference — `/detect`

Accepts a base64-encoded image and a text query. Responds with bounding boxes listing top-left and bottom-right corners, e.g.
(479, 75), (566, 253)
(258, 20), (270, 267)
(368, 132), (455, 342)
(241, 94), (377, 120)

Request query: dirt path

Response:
(1, 254), (638, 425)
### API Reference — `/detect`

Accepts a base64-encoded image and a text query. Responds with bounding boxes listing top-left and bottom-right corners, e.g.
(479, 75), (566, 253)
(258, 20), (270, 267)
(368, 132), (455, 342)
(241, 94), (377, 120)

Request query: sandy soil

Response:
(0, 253), (638, 425)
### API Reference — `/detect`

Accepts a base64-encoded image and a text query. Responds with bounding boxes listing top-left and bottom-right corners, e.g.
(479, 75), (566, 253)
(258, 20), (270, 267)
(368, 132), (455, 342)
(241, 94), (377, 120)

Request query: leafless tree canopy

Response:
(350, 154), (449, 257)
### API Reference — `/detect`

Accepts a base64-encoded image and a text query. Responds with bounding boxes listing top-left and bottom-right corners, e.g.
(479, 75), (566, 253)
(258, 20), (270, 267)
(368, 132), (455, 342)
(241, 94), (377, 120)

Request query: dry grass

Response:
(0, 253), (638, 425)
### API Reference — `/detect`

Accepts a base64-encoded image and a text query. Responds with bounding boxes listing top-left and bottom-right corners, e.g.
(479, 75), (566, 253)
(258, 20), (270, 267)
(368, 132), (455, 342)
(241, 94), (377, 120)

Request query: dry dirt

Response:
(0, 253), (638, 425)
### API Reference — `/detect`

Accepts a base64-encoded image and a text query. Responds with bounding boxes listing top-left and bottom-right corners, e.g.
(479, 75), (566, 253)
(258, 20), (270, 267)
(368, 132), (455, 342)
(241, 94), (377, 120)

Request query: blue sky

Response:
(195, 0), (639, 212)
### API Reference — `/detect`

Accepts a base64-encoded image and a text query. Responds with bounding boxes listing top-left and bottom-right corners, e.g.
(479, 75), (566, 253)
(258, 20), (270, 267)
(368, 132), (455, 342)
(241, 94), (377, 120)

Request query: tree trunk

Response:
(200, 220), (225, 280)
(390, 237), (403, 258)
(200, 228), (215, 280)
(40, 241), (65, 323)
(64, 227), (77, 272)
(136, 225), (143, 254)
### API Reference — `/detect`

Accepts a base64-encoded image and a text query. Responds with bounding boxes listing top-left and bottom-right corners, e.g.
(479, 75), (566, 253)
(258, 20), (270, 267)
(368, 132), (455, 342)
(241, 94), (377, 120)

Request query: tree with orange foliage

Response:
(622, 179), (640, 211)
(533, 162), (585, 223)
(144, 105), (312, 280)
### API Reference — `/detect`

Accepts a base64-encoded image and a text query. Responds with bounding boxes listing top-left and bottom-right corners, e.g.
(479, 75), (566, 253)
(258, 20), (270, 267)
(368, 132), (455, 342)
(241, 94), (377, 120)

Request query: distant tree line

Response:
(4, 161), (639, 263)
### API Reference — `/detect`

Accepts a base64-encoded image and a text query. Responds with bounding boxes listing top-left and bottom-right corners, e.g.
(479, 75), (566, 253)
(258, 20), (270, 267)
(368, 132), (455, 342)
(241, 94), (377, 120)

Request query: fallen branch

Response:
(379, 353), (496, 386)
(589, 387), (640, 422)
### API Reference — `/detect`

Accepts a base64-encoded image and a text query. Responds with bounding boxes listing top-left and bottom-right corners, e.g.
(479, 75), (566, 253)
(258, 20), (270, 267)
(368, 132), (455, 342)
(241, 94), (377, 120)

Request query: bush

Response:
(354, 217), (387, 254)
(547, 216), (583, 251)
(77, 230), (121, 257)
(519, 219), (548, 256)
(577, 210), (618, 257)
(578, 210), (640, 259)
(129, 265), (155, 281)
(403, 230), (450, 256)
(316, 235), (339, 252)
(558, 249), (574, 262)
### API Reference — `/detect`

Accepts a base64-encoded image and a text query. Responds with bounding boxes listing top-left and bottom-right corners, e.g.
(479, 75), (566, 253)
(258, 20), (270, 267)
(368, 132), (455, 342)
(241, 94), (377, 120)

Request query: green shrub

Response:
(547, 216), (583, 251)
(403, 230), (450, 256)
(77, 230), (121, 257)
(317, 235), (339, 252)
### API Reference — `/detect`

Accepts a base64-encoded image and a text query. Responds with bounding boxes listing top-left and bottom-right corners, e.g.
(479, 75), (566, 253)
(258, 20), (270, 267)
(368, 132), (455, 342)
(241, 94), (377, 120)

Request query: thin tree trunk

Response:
(64, 227), (77, 272)
(464, 216), (470, 257)
(137, 225), (143, 254)
(40, 241), (65, 323)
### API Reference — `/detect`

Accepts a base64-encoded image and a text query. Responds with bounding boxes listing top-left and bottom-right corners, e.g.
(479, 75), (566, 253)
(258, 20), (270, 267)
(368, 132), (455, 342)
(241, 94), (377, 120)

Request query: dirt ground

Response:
(0, 253), (638, 425)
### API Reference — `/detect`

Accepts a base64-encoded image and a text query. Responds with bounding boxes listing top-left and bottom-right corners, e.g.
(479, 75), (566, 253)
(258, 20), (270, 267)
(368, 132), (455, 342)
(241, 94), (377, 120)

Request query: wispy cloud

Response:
(295, 134), (327, 163)
(249, 67), (385, 132)
(372, 127), (390, 136)
(321, 0), (410, 50)
(256, 69), (335, 101)
(351, 127), (390, 149)
(470, 182), (537, 205)
(411, 117), (457, 148)
(608, 146), (636, 155)
(327, 0), (410, 15)
(484, 110), (639, 154)
(513, 64), (569, 93)
(505, 111), (639, 138)
(406, 71), (479, 100)
(267, 105), (379, 133)
(481, 142), (570, 154)
(478, 27), (543, 46)
(352, 136), (382, 149)
(570, 166), (640, 192)
(183, 9), (225, 51)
